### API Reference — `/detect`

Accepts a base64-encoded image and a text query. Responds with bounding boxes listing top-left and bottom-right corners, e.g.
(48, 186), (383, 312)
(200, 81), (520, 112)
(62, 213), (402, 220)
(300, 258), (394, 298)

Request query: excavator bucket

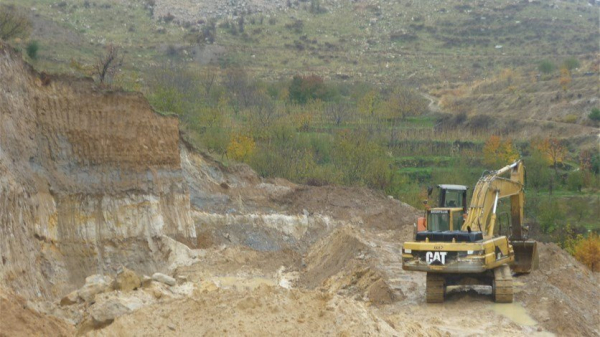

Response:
(511, 240), (539, 273)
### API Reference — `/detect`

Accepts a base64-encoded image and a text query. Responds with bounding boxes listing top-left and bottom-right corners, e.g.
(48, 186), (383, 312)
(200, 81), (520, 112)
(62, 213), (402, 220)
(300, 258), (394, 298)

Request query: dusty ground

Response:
(52, 222), (598, 337)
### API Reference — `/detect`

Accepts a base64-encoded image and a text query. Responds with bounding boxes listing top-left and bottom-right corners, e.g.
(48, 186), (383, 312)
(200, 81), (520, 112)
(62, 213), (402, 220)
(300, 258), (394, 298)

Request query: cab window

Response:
(428, 211), (449, 231)
(444, 190), (463, 208)
(452, 210), (464, 231)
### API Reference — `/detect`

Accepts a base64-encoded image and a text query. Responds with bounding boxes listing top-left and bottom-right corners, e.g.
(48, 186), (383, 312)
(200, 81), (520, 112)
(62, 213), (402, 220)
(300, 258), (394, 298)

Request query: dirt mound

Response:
(300, 226), (398, 305)
(283, 185), (419, 234)
(0, 287), (74, 337)
(87, 284), (402, 337)
(518, 243), (600, 336)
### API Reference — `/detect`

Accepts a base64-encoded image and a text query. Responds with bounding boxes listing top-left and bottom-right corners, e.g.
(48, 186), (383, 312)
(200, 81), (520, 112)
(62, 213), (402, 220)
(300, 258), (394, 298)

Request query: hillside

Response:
(1, 40), (600, 337)
(8, 0), (599, 85)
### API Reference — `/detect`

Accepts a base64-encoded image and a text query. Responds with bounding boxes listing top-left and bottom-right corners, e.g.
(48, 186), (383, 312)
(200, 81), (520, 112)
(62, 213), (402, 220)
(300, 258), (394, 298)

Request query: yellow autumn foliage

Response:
(227, 134), (255, 162)
(574, 233), (600, 272)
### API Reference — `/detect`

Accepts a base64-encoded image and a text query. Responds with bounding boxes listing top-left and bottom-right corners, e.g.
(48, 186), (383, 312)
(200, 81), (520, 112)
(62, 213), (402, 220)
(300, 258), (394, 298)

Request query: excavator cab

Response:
(417, 185), (467, 232)
(437, 184), (468, 212)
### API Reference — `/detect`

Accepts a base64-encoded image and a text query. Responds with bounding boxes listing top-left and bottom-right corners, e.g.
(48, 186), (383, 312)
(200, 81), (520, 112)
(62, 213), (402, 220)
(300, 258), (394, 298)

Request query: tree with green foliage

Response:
(288, 74), (329, 104)
(538, 60), (555, 74)
(569, 198), (590, 222)
(537, 198), (565, 233)
(589, 108), (600, 122)
(567, 170), (584, 192)
(591, 153), (600, 175)
(357, 90), (380, 118)
(526, 150), (552, 191)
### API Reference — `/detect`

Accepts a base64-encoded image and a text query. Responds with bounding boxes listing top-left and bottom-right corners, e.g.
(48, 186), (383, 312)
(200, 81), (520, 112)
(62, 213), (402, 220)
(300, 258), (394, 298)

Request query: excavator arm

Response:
(461, 160), (536, 272)
(461, 160), (525, 238)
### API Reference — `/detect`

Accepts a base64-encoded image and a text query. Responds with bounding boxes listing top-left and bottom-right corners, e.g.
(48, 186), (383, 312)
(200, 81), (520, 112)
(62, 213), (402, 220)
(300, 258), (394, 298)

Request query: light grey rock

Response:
(78, 274), (114, 302)
(152, 272), (176, 286)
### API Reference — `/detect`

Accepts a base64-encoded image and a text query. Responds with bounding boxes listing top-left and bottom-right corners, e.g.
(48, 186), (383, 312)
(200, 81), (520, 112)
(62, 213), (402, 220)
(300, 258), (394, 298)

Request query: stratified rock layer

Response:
(0, 43), (195, 300)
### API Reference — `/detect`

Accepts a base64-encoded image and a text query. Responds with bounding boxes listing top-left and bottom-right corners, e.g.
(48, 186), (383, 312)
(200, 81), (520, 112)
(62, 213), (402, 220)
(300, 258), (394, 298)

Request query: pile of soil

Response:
(518, 243), (600, 336)
(0, 287), (74, 337)
(87, 284), (403, 337)
(299, 226), (397, 305)
(282, 186), (420, 233)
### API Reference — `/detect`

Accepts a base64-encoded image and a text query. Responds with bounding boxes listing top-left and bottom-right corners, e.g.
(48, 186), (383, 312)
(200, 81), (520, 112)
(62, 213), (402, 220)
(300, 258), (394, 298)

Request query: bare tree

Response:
(95, 44), (123, 84)
(252, 91), (276, 127)
(224, 68), (255, 110)
(0, 5), (31, 40)
(199, 65), (218, 97)
(325, 102), (352, 126)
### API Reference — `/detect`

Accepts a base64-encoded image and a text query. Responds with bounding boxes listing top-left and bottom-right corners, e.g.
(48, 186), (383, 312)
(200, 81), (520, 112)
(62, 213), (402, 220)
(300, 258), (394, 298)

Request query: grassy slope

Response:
(10, 0), (598, 85)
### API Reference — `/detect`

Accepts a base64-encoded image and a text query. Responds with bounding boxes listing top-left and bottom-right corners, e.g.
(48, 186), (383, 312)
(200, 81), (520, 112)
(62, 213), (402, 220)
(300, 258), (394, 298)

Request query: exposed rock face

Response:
(0, 43), (195, 300)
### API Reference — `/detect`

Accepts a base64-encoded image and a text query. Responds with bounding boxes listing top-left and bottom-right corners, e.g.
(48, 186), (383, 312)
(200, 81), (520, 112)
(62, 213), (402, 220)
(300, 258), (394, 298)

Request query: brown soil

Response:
(0, 287), (74, 337)
(87, 284), (401, 337)
(519, 243), (600, 336)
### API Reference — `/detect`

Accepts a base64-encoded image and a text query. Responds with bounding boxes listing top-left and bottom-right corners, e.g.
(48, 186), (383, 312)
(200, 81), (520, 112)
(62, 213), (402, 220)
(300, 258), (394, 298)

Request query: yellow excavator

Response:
(402, 160), (538, 303)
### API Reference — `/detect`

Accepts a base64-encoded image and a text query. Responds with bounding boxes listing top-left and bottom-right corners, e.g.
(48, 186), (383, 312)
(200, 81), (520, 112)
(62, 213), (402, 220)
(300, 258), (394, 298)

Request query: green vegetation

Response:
(563, 57), (580, 71)
(2, 0), (597, 249)
(25, 40), (39, 59)
(589, 108), (600, 122)
(0, 4), (31, 40)
(4, 0), (598, 85)
(538, 60), (555, 74)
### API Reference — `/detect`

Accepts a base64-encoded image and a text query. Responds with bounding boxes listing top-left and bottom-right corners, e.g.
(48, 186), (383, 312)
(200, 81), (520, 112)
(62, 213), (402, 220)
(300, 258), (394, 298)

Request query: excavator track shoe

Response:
(493, 265), (513, 303)
(426, 273), (446, 303)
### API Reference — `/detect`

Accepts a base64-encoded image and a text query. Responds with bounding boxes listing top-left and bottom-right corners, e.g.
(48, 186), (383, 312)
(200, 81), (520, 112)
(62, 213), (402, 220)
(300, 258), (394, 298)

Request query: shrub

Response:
(227, 134), (255, 162)
(563, 57), (580, 71)
(562, 114), (578, 124)
(26, 40), (39, 59)
(285, 20), (304, 33)
(589, 108), (600, 122)
(538, 60), (555, 74)
(288, 74), (330, 104)
(573, 234), (600, 272)
(0, 4), (31, 40)
(526, 150), (551, 191)
(537, 198), (565, 233)
(567, 171), (583, 192)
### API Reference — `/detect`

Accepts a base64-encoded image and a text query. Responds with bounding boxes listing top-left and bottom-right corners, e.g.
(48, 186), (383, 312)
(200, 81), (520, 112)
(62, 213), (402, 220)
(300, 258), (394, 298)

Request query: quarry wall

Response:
(0, 43), (195, 299)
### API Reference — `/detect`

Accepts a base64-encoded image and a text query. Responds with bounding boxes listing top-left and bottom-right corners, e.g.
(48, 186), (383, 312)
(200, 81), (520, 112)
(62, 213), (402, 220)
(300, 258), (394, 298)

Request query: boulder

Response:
(152, 273), (176, 286)
(90, 299), (131, 327)
(89, 297), (144, 327)
(78, 274), (114, 302)
(114, 267), (141, 292)
(141, 275), (153, 288)
(59, 290), (80, 306)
